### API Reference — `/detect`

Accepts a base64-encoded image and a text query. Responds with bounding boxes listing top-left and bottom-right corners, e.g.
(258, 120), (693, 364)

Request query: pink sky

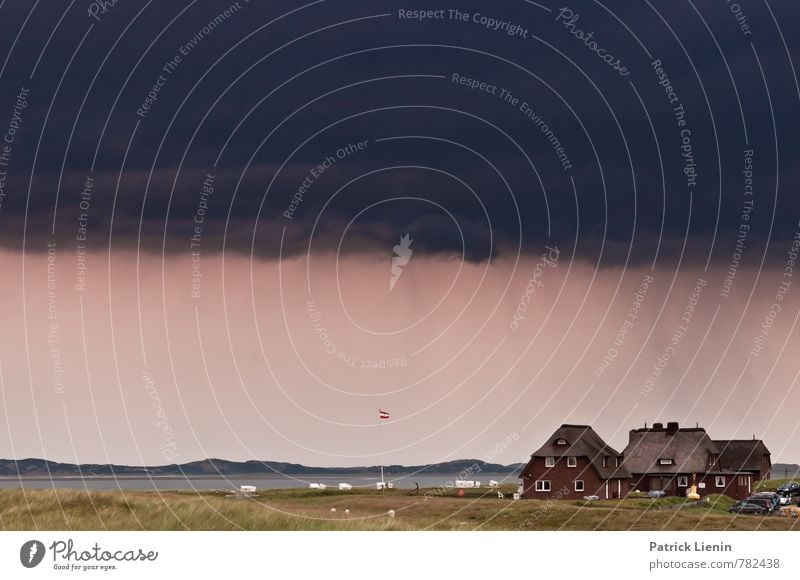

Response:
(0, 247), (798, 467)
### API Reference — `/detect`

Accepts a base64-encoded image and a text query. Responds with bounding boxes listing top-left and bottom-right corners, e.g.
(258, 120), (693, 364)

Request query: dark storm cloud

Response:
(0, 0), (798, 265)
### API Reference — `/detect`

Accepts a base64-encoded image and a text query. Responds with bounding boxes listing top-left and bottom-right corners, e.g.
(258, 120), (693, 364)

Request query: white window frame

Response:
(545, 456), (555, 467)
(602, 456), (608, 468)
(677, 476), (688, 487)
(556, 438), (568, 445)
(658, 458), (674, 465)
(574, 480), (584, 492)
(535, 480), (551, 492)
(715, 476), (726, 488)
(567, 456), (577, 467)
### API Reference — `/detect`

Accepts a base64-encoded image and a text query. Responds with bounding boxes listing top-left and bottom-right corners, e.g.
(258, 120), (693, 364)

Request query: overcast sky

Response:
(0, 1), (799, 467)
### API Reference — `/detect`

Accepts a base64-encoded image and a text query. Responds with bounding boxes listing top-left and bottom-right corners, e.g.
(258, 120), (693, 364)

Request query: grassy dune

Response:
(755, 478), (797, 492)
(1, 485), (798, 531)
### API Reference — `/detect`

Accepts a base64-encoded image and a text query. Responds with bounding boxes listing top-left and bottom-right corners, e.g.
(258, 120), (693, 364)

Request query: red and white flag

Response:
(378, 409), (390, 420)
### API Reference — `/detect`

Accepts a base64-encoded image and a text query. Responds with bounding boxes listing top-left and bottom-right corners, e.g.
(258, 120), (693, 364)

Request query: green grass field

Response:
(1, 481), (798, 531)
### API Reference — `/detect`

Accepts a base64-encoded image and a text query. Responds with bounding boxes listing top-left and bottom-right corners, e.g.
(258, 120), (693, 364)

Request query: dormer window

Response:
(658, 458), (674, 466)
(556, 438), (568, 445)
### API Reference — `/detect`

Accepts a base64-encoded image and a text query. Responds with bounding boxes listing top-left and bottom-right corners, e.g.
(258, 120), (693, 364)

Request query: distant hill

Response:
(771, 463), (800, 479)
(0, 458), (524, 478)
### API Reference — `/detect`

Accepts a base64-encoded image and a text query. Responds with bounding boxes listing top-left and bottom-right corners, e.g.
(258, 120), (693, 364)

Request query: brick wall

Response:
(630, 472), (752, 500)
(521, 456), (620, 500)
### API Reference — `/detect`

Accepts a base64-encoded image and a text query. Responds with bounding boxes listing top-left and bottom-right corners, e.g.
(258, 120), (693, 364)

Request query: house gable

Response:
(714, 439), (771, 479)
(622, 422), (719, 476)
(519, 424), (630, 488)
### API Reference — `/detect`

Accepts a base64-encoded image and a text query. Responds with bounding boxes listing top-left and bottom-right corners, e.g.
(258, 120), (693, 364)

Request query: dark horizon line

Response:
(0, 456), (526, 475)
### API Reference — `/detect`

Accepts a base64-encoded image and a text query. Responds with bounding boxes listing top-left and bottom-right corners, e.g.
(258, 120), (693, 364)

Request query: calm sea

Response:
(0, 472), (519, 491)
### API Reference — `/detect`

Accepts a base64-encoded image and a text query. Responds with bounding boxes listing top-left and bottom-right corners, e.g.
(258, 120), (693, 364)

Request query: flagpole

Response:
(377, 411), (385, 492)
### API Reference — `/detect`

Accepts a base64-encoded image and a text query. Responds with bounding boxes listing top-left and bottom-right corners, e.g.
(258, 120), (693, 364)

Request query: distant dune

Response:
(772, 463), (800, 479)
(0, 458), (525, 478)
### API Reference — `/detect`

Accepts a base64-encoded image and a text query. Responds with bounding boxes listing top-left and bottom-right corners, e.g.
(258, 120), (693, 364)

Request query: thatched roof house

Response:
(519, 424), (630, 500)
(714, 439), (771, 481)
(519, 421), (771, 501)
(531, 424), (631, 479)
(623, 422), (718, 475)
(621, 422), (770, 499)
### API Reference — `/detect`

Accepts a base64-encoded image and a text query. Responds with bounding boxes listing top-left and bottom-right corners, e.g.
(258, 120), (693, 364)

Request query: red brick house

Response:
(519, 422), (772, 501)
(714, 439), (771, 482)
(622, 422), (770, 500)
(518, 424), (631, 500)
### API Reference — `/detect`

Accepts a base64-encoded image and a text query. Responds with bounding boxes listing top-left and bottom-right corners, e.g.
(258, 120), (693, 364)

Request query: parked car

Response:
(729, 500), (769, 515)
(776, 482), (800, 505)
(745, 494), (780, 512)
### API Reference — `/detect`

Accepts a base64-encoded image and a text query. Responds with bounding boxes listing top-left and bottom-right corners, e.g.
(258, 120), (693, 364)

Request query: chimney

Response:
(652, 422), (664, 431)
(666, 422), (679, 435)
